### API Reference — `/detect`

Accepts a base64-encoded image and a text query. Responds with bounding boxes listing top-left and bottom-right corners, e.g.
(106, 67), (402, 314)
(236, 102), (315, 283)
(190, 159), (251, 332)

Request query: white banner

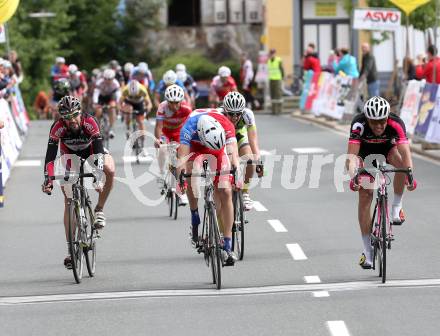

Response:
(425, 90), (440, 143)
(353, 8), (401, 31)
(245, 0), (262, 23)
(400, 80), (424, 135)
(0, 24), (5, 44)
(0, 99), (23, 185)
(214, 0), (227, 24)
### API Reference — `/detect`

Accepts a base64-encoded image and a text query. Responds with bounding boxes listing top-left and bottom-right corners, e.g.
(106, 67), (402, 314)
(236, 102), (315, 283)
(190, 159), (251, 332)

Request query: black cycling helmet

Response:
(53, 78), (71, 95)
(58, 95), (81, 119)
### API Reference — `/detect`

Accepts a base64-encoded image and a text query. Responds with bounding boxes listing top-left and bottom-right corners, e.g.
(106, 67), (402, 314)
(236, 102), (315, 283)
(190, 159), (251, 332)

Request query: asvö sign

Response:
(353, 8), (401, 31)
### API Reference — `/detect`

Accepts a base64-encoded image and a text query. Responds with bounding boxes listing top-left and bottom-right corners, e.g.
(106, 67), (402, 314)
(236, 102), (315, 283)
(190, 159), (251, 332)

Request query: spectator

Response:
(415, 54), (426, 80)
(360, 43), (379, 97)
(303, 43), (321, 73)
(8, 50), (23, 83)
(333, 48), (359, 78)
(267, 48), (284, 115)
(34, 91), (50, 119)
(240, 52), (259, 109)
(324, 49), (340, 73)
(50, 57), (68, 84)
(423, 45), (440, 84)
(403, 57), (416, 80)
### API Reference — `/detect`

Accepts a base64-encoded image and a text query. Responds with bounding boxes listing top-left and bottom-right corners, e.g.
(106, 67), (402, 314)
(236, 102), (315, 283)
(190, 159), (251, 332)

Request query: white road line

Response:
(327, 321), (350, 336)
(2, 278), (440, 306)
(292, 147), (328, 154)
(260, 150), (273, 156)
(304, 276), (321, 284)
(286, 243), (307, 260)
(267, 219), (287, 232)
(122, 156), (153, 163)
(252, 201), (268, 212)
(14, 160), (42, 167)
(312, 291), (329, 298)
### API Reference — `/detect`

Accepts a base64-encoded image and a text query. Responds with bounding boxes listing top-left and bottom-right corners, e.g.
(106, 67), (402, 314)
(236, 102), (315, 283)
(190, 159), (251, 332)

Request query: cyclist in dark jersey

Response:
(346, 96), (416, 269)
(42, 96), (115, 269)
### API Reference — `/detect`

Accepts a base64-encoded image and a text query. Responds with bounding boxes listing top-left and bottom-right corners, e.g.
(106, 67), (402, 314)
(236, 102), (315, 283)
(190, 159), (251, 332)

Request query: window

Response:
(168, 0), (201, 26)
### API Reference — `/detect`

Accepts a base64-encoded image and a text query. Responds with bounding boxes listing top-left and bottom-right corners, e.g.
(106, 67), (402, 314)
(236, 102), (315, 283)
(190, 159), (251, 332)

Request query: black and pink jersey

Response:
(44, 114), (104, 176)
(349, 113), (409, 159)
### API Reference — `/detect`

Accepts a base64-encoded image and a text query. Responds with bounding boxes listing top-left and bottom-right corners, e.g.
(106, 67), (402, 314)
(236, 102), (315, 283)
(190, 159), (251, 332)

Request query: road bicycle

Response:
(100, 104), (111, 150)
(51, 158), (100, 284)
(354, 163), (413, 283)
(180, 160), (236, 290)
(160, 142), (180, 220)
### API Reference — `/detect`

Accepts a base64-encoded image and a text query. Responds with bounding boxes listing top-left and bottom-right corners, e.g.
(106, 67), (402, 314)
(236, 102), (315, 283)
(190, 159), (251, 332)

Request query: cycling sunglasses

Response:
(62, 111), (81, 120)
(226, 111), (243, 117)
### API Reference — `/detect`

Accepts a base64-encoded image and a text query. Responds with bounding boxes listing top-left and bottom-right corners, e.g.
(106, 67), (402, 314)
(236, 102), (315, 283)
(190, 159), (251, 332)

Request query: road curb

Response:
(290, 111), (440, 162)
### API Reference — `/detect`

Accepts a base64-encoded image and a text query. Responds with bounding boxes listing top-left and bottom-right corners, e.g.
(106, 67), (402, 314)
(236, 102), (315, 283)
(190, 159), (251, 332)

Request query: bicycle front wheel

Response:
(232, 191), (245, 260)
(68, 201), (84, 284)
(209, 207), (222, 290)
(84, 203), (97, 277)
(173, 192), (179, 220)
(380, 196), (387, 283)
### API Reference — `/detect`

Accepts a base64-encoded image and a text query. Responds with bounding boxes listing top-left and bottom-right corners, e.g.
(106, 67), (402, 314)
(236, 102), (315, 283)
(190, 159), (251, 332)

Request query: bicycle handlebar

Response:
(354, 167), (413, 187)
(50, 173), (96, 183)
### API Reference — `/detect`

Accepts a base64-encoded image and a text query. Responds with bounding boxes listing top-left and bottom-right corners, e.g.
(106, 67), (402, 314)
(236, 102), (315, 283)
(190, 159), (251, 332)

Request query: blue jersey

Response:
(180, 109), (236, 148)
(156, 79), (186, 95)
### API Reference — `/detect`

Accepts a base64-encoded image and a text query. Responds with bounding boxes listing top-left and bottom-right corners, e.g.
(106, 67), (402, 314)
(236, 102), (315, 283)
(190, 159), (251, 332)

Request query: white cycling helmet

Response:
(363, 96), (390, 120)
(124, 62), (134, 73)
(68, 64), (78, 74)
(138, 62), (148, 73)
(223, 91), (246, 114)
(163, 70), (177, 85)
(128, 80), (140, 96)
(103, 69), (115, 80)
(176, 70), (187, 83)
(197, 115), (226, 151)
(165, 84), (185, 103)
(56, 56), (65, 64)
(218, 66), (231, 77)
(176, 63), (186, 72)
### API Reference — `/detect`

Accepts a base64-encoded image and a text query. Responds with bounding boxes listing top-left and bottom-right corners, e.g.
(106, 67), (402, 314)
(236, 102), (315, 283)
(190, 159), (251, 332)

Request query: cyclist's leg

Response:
(157, 134), (170, 176)
(123, 103), (133, 134)
(108, 99), (117, 129)
(358, 188), (374, 265)
(387, 146), (406, 222)
(95, 153), (115, 212)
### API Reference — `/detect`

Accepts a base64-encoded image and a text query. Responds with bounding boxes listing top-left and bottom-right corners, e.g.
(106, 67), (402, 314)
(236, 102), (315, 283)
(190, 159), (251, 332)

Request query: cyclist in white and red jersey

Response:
(68, 64), (87, 100)
(42, 96), (115, 269)
(177, 109), (239, 265)
(346, 96), (416, 269)
(155, 84), (192, 204)
(93, 69), (121, 138)
(209, 66), (237, 107)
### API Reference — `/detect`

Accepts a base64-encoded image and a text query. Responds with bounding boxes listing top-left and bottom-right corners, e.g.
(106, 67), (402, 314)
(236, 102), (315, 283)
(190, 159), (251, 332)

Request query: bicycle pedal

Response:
(244, 220), (249, 224)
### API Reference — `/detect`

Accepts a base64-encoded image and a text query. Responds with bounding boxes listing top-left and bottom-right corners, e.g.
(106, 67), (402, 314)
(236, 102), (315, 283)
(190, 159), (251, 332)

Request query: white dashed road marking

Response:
(312, 291), (330, 298)
(122, 156), (153, 163)
(267, 219), (287, 232)
(252, 201), (268, 212)
(304, 276), (321, 284)
(292, 147), (328, 154)
(286, 243), (307, 260)
(327, 321), (351, 336)
(260, 150), (274, 156)
(14, 160), (42, 167)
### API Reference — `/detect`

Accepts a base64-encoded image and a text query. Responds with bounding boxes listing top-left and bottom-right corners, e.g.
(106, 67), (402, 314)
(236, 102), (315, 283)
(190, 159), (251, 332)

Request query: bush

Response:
(152, 52), (240, 82)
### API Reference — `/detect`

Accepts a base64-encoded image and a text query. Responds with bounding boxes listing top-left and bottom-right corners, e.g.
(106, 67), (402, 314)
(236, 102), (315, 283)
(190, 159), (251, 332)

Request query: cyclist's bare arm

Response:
(177, 144), (191, 178)
(346, 142), (360, 177)
(154, 120), (164, 147)
(396, 143), (413, 169)
(247, 127), (261, 160)
(226, 140), (240, 169)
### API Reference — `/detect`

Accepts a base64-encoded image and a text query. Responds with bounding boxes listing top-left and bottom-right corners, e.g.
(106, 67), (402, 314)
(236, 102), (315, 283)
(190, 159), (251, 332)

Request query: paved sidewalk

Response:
(290, 110), (440, 162)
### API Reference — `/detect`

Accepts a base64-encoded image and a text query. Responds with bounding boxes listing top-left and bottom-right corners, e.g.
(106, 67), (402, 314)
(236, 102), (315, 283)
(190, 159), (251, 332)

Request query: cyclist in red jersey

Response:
(155, 84), (192, 204)
(346, 96), (416, 269)
(42, 96), (115, 269)
(209, 66), (237, 107)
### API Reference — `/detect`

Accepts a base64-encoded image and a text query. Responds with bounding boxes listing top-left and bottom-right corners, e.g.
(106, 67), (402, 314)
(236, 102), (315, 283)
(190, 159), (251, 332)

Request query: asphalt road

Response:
(1, 115), (440, 336)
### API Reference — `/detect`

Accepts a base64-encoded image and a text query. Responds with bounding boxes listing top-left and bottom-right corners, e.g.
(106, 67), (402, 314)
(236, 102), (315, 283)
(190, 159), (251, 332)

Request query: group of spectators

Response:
(0, 50), (23, 128)
(404, 45), (440, 84)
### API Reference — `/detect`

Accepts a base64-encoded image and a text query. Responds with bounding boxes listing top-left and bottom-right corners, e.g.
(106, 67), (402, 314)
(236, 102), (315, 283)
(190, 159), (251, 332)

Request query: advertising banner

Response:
(425, 89), (440, 143)
(300, 70), (314, 111)
(414, 83), (437, 139)
(400, 80), (424, 135)
(304, 71), (321, 111)
(353, 8), (401, 31)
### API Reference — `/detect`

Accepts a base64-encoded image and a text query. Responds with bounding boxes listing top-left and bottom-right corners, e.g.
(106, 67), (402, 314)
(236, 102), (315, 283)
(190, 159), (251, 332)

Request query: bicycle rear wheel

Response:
(380, 197), (387, 283)
(209, 207), (222, 289)
(68, 201), (84, 284)
(84, 203), (97, 277)
(232, 191), (245, 260)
